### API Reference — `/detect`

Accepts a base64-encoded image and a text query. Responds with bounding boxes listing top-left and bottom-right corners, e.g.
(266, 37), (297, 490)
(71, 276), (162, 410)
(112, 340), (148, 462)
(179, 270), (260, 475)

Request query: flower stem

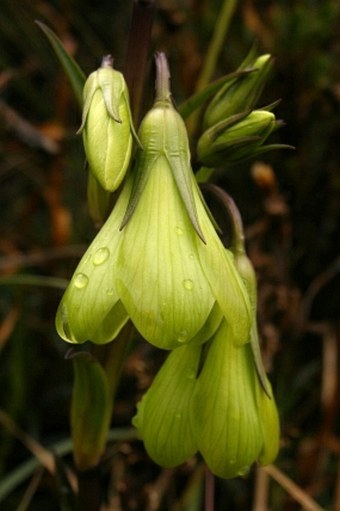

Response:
(155, 52), (171, 104)
(195, 0), (239, 93)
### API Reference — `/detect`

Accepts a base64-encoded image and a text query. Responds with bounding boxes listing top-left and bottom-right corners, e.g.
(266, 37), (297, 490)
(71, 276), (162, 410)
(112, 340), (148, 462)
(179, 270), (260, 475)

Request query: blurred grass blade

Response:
(35, 20), (85, 106)
(0, 429), (136, 504)
(178, 69), (254, 119)
(0, 274), (68, 290)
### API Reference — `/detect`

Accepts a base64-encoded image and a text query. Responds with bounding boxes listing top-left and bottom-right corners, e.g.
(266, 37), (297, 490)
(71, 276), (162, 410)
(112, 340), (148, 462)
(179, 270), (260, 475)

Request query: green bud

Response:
(203, 54), (273, 129)
(79, 56), (138, 192)
(192, 320), (263, 478)
(197, 110), (277, 167)
(70, 352), (112, 470)
(133, 343), (200, 467)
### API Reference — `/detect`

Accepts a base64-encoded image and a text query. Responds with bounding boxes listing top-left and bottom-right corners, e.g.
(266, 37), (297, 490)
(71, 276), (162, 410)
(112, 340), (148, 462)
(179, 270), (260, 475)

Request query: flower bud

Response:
(197, 110), (277, 167)
(79, 56), (138, 192)
(133, 343), (200, 467)
(203, 54), (273, 129)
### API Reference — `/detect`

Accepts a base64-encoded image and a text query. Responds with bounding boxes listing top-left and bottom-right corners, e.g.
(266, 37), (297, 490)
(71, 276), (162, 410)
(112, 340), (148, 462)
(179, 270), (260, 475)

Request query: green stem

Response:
(195, 0), (239, 93)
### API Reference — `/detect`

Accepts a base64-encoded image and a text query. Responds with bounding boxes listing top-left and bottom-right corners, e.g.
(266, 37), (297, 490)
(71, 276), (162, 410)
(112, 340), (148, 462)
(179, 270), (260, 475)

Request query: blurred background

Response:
(0, 0), (339, 509)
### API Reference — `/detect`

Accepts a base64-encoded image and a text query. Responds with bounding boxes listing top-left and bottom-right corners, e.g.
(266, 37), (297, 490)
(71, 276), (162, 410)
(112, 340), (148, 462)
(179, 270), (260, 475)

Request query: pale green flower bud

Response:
(203, 54), (273, 129)
(133, 343), (200, 467)
(197, 110), (277, 167)
(192, 320), (263, 478)
(79, 56), (138, 192)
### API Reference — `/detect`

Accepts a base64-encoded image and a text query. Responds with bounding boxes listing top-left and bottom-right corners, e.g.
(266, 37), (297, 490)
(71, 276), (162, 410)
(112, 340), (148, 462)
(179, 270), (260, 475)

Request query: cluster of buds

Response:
(56, 51), (280, 478)
(197, 49), (290, 168)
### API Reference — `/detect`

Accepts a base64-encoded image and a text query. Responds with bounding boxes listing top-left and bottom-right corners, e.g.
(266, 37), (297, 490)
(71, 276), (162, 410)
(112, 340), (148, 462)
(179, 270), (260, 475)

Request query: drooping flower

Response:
(191, 319), (278, 479)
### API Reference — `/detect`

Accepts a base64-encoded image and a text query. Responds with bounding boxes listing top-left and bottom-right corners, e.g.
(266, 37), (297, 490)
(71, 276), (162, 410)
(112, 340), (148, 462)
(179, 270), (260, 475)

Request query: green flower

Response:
(192, 318), (279, 478)
(78, 55), (138, 192)
(133, 316), (280, 478)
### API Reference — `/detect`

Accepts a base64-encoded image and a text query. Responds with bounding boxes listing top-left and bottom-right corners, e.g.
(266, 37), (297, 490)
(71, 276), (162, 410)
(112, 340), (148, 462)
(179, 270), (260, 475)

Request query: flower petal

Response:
(194, 188), (252, 345)
(133, 343), (200, 467)
(116, 156), (215, 349)
(192, 320), (262, 478)
(55, 182), (131, 344)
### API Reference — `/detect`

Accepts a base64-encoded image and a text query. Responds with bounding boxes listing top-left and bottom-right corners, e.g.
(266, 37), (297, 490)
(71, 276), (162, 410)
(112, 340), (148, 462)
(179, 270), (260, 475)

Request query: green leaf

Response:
(69, 352), (112, 470)
(35, 20), (86, 106)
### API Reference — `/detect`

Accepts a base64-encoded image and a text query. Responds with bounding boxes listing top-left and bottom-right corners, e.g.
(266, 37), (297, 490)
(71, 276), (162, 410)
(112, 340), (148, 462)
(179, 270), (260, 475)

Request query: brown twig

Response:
(264, 464), (325, 511)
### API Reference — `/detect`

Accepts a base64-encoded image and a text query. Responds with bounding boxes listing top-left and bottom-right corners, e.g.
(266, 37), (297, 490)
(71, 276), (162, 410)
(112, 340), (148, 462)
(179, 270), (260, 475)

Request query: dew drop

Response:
(176, 226), (184, 236)
(183, 278), (193, 290)
(175, 413), (182, 419)
(187, 370), (196, 380)
(229, 458), (236, 465)
(177, 330), (188, 343)
(189, 253), (195, 260)
(74, 273), (89, 289)
(106, 288), (114, 296)
(93, 247), (110, 266)
(237, 466), (249, 477)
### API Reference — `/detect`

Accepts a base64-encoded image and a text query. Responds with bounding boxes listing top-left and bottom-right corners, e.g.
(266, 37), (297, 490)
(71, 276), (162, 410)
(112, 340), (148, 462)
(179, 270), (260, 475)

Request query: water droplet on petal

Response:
(175, 413), (182, 419)
(177, 330), (188, 343)
(183, 279), (193, 290)
(106, 288), (114, 296)
(187, 370), (196, 380)
(189, 253), (195, 260)
(176, 226), (184, 236)
(74, 273), (89, 289)
(237, 466), (249, 477)
(93, 247), (110, 266)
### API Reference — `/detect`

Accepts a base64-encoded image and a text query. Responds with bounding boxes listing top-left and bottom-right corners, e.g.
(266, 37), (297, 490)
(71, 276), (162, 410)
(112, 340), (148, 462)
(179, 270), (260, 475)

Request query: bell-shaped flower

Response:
(133, 343), (200, 467)
(78, 55), (139, 192)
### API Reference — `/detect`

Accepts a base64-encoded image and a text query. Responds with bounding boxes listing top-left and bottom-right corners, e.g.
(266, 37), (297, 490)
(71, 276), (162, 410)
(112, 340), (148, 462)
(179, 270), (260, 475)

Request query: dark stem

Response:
(124, 0), (156, 123)
(77, 466), (101, 511)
